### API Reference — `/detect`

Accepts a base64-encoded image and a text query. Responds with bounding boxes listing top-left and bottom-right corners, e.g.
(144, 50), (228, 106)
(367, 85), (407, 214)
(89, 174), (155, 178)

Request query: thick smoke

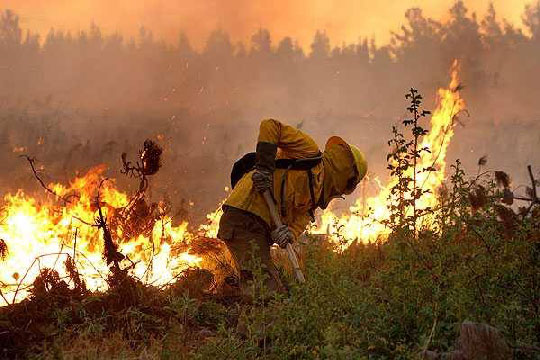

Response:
(0, 1), (539, 221)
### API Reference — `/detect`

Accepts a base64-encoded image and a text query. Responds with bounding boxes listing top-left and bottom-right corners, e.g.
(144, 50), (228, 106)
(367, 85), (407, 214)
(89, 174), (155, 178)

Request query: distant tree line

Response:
(0, 1), (540, 122)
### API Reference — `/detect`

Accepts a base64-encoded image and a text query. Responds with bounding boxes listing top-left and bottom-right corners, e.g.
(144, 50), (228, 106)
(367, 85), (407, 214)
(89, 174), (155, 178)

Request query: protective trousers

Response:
(217, 206), (285, 293)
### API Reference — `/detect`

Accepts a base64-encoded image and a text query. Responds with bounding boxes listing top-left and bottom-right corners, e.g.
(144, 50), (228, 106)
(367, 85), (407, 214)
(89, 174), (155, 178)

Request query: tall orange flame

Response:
(312, 60), (465, 248)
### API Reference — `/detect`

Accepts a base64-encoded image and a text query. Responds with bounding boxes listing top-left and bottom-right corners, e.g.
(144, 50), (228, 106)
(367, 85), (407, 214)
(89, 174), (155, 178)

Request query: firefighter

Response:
(217, 119), (367, 292)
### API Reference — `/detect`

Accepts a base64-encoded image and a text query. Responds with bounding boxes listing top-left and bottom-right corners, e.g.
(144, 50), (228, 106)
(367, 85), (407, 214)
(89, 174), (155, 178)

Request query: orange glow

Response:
(4, 0), (529, 50)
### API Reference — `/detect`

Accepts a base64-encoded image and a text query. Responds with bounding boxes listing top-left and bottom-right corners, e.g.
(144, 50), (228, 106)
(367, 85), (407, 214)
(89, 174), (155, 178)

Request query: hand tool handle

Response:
(263, 191), (306, 283)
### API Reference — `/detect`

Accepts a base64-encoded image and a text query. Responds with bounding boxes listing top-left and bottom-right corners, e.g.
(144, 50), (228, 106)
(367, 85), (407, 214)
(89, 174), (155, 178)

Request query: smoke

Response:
(3, 0), (531, 49)
(0, 1), (539, 220)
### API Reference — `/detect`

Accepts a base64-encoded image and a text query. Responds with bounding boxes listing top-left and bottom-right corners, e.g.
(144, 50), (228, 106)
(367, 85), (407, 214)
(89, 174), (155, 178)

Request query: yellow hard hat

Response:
(348, 143), (367, 182)
(325, 136), (367, 185)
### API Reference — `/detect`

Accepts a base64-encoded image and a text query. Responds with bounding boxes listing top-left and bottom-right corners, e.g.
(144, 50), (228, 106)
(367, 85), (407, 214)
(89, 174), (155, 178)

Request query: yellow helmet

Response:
(348, 143), (367, 182)
(324, 136), (367, 194)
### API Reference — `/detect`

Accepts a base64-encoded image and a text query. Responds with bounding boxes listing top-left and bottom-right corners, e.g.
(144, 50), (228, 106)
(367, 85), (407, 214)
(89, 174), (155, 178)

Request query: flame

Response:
(12, 146), (27, 153)
(312, 60), (465, 248)
(0, 165), (222, 304)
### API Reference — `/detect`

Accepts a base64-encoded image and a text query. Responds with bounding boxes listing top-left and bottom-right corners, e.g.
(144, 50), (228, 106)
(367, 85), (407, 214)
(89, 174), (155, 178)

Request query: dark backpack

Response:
(230, 151), (323, 219)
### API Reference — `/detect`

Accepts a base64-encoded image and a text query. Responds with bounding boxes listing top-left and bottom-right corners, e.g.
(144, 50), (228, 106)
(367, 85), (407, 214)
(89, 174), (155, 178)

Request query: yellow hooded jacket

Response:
(224, 119), (367, 239)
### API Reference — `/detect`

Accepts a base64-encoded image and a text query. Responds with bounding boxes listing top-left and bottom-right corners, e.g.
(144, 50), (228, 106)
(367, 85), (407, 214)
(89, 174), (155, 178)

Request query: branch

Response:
(21, 155), (77, 205)
(73, 228), (78, 262)
(527, 165), (538, 203)
(0, 287), (10, 306)
(95, 179), (124, 271)
(520, 165), (539, 217)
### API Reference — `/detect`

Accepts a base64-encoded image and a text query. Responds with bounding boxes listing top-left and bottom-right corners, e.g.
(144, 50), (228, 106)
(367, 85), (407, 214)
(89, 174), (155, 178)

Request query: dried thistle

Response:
(140, 139), (162, 176)
(121, 139), (163, 193)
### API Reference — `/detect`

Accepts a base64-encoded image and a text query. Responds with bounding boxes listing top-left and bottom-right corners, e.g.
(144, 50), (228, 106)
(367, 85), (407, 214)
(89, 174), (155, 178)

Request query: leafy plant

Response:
(385, 88), (433, 234)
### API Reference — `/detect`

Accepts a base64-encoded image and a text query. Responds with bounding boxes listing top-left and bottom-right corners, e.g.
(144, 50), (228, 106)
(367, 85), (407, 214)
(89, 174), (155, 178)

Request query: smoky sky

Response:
(2, 0), (532, 49)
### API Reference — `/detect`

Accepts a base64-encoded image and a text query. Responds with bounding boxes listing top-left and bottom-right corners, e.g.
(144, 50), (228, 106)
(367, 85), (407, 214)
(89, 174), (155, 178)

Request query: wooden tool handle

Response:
(262, 191), (306, 283)
(263, 191), (283, 227)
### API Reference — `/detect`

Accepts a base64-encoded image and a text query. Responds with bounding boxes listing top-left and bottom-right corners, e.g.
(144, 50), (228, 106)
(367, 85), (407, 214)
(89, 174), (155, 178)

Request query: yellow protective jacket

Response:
(224, 119), (366, 239)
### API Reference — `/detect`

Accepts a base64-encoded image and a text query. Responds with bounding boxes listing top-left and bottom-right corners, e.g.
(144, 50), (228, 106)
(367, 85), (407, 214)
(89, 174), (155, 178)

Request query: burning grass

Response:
(0, 158), (230, 305)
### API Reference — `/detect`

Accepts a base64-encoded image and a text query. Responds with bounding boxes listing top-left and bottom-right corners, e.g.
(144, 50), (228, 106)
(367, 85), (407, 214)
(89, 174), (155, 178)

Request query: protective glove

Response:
(252, 141), (277, 193)
(271, 225), (293, 249)
(252, 168), (273, 193)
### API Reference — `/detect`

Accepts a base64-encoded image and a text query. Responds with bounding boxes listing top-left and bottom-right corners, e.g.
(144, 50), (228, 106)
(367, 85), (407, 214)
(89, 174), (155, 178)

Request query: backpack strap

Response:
(279, 163), (294, 219)
(307, 169), (317, 222)
(275, 153), (322, 170)
(279, 162), (320, 222)
(230, 152), (322, 189)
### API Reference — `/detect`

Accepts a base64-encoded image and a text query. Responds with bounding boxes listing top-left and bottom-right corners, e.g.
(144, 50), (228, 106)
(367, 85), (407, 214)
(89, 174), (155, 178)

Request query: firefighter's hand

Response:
(252, 168), (273, 193)
(271, 225), (293, 249)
